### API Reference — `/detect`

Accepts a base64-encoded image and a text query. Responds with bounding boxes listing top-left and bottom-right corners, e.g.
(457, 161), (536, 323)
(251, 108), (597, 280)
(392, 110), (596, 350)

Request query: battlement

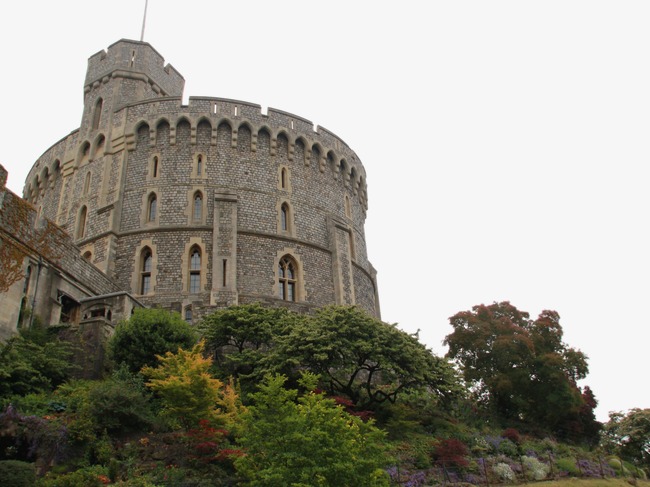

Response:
(85, 39), (184, 97)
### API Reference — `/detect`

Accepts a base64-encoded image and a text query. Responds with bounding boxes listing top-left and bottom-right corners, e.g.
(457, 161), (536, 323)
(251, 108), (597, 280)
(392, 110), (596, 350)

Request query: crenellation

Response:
(8, 38), (380, 338)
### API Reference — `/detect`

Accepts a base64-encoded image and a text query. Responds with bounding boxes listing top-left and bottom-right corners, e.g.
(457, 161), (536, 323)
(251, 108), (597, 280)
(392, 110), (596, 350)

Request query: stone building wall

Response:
(0, 164), (142, 340)
(22, 39), (380, 322)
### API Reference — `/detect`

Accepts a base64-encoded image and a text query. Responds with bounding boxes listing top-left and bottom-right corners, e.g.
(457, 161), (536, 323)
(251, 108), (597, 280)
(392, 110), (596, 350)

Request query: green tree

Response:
(276, 306), (461, 409)
(604, 408), (650, 468)
(142, 341), (243, 429)
(199, 303), (299, 384)
(108, 308), (196, 373)
(0, 326), (75, 400)
(444, 301), (595, 437)
(234, 374), (390, 487)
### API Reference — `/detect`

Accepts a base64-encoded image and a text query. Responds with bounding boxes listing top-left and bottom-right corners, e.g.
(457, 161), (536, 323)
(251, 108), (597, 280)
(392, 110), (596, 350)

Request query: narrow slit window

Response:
(77, 206), (88, 239)
(281, 203), (289, 231)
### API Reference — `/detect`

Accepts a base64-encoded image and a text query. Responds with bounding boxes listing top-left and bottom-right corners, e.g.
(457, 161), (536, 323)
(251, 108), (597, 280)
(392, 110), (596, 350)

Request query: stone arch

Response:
(311, 143), (324, 172)
(276, 131), (290, 159)
(175, 116), (192, 128)
(91, 133), (106, 158)
(277, 200), (295, 236)
(132, 241), (157, 296)
(273, 249), (306, 302)
(155, 119), (170, 148)
(237, 121), (253, 152)
(350, 167), (359, 194)
(294, 137), (308, 166)
(257, 126), (272, 155)
(39, 167), (50, 196)
(196, 118), (212, 146)
(51, 159), (61, 180)
(181, 237), (207, 295)
(77, 141), (91, 167)
(134, 121), (151, 149)
(339, 158), (350, 185)
(326, 150), (338, 175)
(217, 120), (232, 147)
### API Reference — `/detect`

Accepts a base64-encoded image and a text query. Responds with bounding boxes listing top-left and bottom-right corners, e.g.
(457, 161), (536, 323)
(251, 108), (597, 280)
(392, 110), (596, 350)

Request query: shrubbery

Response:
(0, 460), (36, 487)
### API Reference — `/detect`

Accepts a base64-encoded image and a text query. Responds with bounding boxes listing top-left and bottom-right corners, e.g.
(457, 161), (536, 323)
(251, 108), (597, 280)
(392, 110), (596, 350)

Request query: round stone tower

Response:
(24, 39), (379, 321)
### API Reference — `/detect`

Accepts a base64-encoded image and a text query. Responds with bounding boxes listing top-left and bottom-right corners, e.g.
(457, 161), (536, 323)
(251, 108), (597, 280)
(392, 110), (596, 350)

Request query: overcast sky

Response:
(1, 1), (648, 422)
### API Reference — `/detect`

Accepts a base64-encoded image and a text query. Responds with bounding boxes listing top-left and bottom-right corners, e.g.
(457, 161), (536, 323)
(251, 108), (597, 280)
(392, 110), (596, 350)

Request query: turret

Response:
(80, 39), (185, 137)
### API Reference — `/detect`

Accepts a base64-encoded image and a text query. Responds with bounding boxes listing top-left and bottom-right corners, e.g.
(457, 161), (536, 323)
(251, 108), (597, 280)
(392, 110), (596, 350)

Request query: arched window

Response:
(193, 191), (203, 222)
(92, 98), (103, 130)
(140, 248), (153, 294)
(147, 193), (157, 222)
(189, 247), (201, 293)
(197, 154), (203, 176)
(153, 156), (159, 178)
(278, 256), (297, 302)
(281, 203), (289, 232)
(77, 206), (87, 239)
(184, 306), (193, 323)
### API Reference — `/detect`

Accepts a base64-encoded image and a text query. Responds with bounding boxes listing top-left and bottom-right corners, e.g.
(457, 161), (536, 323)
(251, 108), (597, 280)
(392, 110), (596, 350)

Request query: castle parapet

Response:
(85, 39), (184, 97)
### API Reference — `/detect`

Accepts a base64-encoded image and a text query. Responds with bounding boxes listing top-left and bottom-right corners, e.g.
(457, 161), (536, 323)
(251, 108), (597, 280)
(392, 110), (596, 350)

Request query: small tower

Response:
(80, 40), (185, 138)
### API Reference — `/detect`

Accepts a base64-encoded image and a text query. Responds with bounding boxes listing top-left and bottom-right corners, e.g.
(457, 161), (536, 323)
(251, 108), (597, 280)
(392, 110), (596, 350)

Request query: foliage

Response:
(0, 326), (76, 400)
(502, 427), (521, 444)
(556, 457), (580, 475)
(36, 465), (110, 486)
(275, 305), (462, 409)
(0, 404), (68, 466)
(108, 308), (196, 373)
(432, 438), (469, 468)
(492, 462), (516, 481)
(444, 301), (599, 439)
(142, 341), (243, 430)
(522, 455), (550, 480)
(0, 459), (36, 487)
(603, 408), (650, 469)
(199, 303), (297, 386)
(234, 373), (390, 486)
(85, 376), (153, 434)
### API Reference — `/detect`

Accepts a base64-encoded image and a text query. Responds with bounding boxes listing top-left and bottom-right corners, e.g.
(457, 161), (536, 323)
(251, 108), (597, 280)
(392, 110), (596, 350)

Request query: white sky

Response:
(1, 1), (648, 423)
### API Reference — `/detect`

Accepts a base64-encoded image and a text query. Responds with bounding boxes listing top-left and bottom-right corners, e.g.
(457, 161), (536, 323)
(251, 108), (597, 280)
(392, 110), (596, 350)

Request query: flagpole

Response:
(140, 0), (148, 42)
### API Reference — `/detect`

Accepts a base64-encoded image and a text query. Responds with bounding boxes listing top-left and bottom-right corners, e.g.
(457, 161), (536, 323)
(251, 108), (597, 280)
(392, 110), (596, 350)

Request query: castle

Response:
(1, 39), (380, 340)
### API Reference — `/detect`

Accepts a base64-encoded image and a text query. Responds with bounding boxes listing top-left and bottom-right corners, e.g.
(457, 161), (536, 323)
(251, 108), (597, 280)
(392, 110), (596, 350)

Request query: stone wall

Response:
(20, 39), (380, 322)
(0, 164), (139, 340)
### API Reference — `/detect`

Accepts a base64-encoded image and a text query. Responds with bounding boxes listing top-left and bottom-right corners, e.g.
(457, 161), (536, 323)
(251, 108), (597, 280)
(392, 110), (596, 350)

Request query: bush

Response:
(86, 377), (153, 434)
(492, 462), (515, 482)
(497, 438), (519, 457)
(109, 308), (196, 373)
(432, 438), (469, 468)
(36, 465), (110, 487)
(555, 457), (579, 476)
(0, 460), (36, 487)
(522, 455), (550, 480)
(502, 428), (521, 444)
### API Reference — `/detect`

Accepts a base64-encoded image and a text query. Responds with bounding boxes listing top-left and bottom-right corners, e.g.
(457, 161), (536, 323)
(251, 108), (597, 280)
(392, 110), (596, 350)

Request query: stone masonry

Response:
(21, 39), (380, 324)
